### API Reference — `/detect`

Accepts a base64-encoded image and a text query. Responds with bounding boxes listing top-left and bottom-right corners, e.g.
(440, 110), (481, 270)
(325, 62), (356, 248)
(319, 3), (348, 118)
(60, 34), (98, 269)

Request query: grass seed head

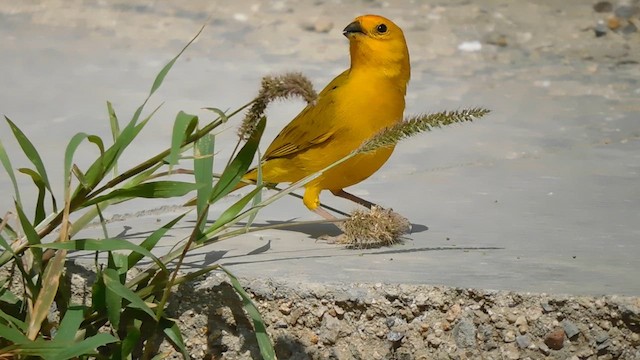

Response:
(239, 72), (317, 140)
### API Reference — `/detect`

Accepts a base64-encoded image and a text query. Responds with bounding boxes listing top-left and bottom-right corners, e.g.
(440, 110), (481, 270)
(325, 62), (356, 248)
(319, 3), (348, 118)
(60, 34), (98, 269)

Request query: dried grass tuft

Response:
(339, 206), (411, 249)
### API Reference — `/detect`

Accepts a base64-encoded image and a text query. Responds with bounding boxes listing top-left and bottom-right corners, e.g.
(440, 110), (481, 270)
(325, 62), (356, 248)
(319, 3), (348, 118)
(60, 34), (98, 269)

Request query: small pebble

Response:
(541, 302), (555, 313)
(516, 334), (532, 349)
(597, 340), (611, 351)
(485, 33), (508, 47)
(458, 40), (482, 52)
(387, 331), (404, 342)
(279, 303), (291, 315)
(503, 330), (516, 343)
(595, 331), (609, 344)
(621, 22), (638, 35)
(544, 327), (565, 350)
(607, 17), (621, 31)
(614, 4), (639, 19)
(593, 24), (608, 37)
(594, 1), (613, 12)
(562, 320), (581, 339)
(539, 342), (551, 355)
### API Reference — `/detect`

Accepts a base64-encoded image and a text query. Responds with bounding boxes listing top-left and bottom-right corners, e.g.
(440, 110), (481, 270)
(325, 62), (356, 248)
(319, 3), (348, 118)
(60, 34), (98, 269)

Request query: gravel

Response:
(157, 274), (640, 359)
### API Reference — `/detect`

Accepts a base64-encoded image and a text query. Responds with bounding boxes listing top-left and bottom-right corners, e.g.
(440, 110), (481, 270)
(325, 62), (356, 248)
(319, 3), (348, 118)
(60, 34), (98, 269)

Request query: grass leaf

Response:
(103, 268), (155, 319)
(0, 322), (29, 344)
(85, 181), (202, 207)
(209, 117), (265, 204)
(54, 305), (85, 343)
(5, 116), (57, 211)
(168, 111), (199, 168)
(120, 319), (142, 358)
(128, 213), (186, 269)
(0, 137), (22, 206)
(149, 24), (205, 97)
(51, 333), (117, 360)
(160, 317), (190, 359)
(205, 186), (263, 237)
(27, 249), (67, 340)
(17, 168), (46, 224)
(194, 133), (215, 225)
(15, 201), (42, 273)
(221, 266), (275, 360)
(32, 238), (167, 273)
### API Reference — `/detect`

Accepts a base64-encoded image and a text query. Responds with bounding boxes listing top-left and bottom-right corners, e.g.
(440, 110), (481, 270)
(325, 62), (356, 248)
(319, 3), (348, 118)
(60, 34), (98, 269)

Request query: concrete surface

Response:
(1, 1), (639, 296)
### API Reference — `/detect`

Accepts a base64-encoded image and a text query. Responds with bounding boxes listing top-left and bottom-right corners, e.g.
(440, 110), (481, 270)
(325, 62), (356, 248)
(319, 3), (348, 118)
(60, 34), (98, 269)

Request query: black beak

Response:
(343, 21), (364, 37)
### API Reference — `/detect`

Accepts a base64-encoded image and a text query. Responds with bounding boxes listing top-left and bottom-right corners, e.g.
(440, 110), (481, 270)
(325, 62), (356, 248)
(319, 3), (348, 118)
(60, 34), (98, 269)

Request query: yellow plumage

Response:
(244, 15), (411, 214)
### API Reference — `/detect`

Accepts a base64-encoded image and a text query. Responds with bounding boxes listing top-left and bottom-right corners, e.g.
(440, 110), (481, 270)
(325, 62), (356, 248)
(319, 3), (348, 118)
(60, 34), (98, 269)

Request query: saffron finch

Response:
(244, 14), (410, 219)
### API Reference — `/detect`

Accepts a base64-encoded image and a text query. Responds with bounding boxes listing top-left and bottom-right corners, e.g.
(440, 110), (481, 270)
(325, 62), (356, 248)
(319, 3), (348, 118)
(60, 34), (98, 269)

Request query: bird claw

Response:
(316, 234), (347, 244)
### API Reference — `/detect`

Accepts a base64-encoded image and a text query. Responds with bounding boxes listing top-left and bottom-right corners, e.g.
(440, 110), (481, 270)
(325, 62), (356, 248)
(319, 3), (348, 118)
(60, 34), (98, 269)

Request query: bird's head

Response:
(342, 15), (410, 83)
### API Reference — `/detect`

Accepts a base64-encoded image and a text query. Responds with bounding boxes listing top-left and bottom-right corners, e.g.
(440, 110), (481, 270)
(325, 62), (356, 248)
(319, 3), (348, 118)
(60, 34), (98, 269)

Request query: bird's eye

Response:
(376, 24), (387, 34)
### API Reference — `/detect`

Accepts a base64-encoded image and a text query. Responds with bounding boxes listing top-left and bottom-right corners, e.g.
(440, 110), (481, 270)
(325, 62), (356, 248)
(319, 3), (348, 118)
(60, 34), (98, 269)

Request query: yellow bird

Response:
(244, 15), (410, 219)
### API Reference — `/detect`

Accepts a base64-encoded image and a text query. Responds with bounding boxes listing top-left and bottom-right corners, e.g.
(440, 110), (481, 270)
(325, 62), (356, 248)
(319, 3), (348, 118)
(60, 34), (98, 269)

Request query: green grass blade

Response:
(128, 213), (186, 269)
(103, 268), (155, 319)
(51, 333), (117, 360)
(0, 137), (22, 206)
(160, 317), (190, 359)
(203, 107), (229, 124)
(149, 24), (205, 97)
(106, 252), (127, 330)
(107, 101), (121, 143)
(168, 111), (198, 168)
(85, 181), (202, 206)
(16, 168), (46, 224)
(121, 319), (141, 358)
(221, 266), (275, 360)
(54, 305), (85, 343)
(15, 201), (42, 273)
(209, 117), (265, 204)
(107, 101), (120, 175)
(27, 249), (67, 340)
(4, 116), (56, 210)
(0, 322), (29, 344)
(245, 148), (262, 228)
(16, 199), (42, 246)
(205, 186), (262, 237)
(80, 107), (158, 195)
(65, 132), (95, 193)
(194, 133), (214, 227)
(32, 238), (167, 273)
(0, 308), (26, 334)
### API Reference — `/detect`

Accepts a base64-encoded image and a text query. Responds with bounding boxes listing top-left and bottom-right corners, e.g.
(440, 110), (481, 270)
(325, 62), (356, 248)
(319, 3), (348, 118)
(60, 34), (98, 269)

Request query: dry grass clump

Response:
(339, 206), (412, 249)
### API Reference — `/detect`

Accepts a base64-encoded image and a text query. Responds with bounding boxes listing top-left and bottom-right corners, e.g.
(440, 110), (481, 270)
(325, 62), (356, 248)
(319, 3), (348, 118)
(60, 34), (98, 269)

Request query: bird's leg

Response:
(331, 189), (380, 209)
(314, 207), (348, 244)
(314, 207), (339, 221)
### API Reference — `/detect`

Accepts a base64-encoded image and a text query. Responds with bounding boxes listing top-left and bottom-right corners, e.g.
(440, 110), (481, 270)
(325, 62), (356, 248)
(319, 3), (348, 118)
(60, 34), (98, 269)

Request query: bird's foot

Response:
(316, 234), (348, 244)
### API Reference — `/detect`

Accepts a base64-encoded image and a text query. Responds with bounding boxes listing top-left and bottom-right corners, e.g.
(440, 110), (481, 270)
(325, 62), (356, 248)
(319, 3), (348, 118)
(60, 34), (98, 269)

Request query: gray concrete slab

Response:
(1, 1), (639, 296)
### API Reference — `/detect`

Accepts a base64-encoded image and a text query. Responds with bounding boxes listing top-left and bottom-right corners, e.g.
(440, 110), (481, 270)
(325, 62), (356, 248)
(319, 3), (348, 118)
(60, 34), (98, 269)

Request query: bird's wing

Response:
(262, 70), (349, 161)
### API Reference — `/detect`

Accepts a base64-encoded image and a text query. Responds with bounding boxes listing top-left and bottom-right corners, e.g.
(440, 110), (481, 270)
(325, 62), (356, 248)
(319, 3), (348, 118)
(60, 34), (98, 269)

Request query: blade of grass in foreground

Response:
(0, 137), (22, 206)
(84, 181), (202, 206)
(4, 116), (57, 212)
(194, 132), (215, 225)
(32, 238), (166, 273)
(209, 117), (265, 204)
(167, 111), (198, 169)
(221, 266), (275, 360)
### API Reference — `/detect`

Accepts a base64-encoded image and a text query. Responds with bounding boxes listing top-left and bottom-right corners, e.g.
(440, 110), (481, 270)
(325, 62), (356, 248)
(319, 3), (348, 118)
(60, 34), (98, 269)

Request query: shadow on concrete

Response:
(176, 245), (504, 271)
